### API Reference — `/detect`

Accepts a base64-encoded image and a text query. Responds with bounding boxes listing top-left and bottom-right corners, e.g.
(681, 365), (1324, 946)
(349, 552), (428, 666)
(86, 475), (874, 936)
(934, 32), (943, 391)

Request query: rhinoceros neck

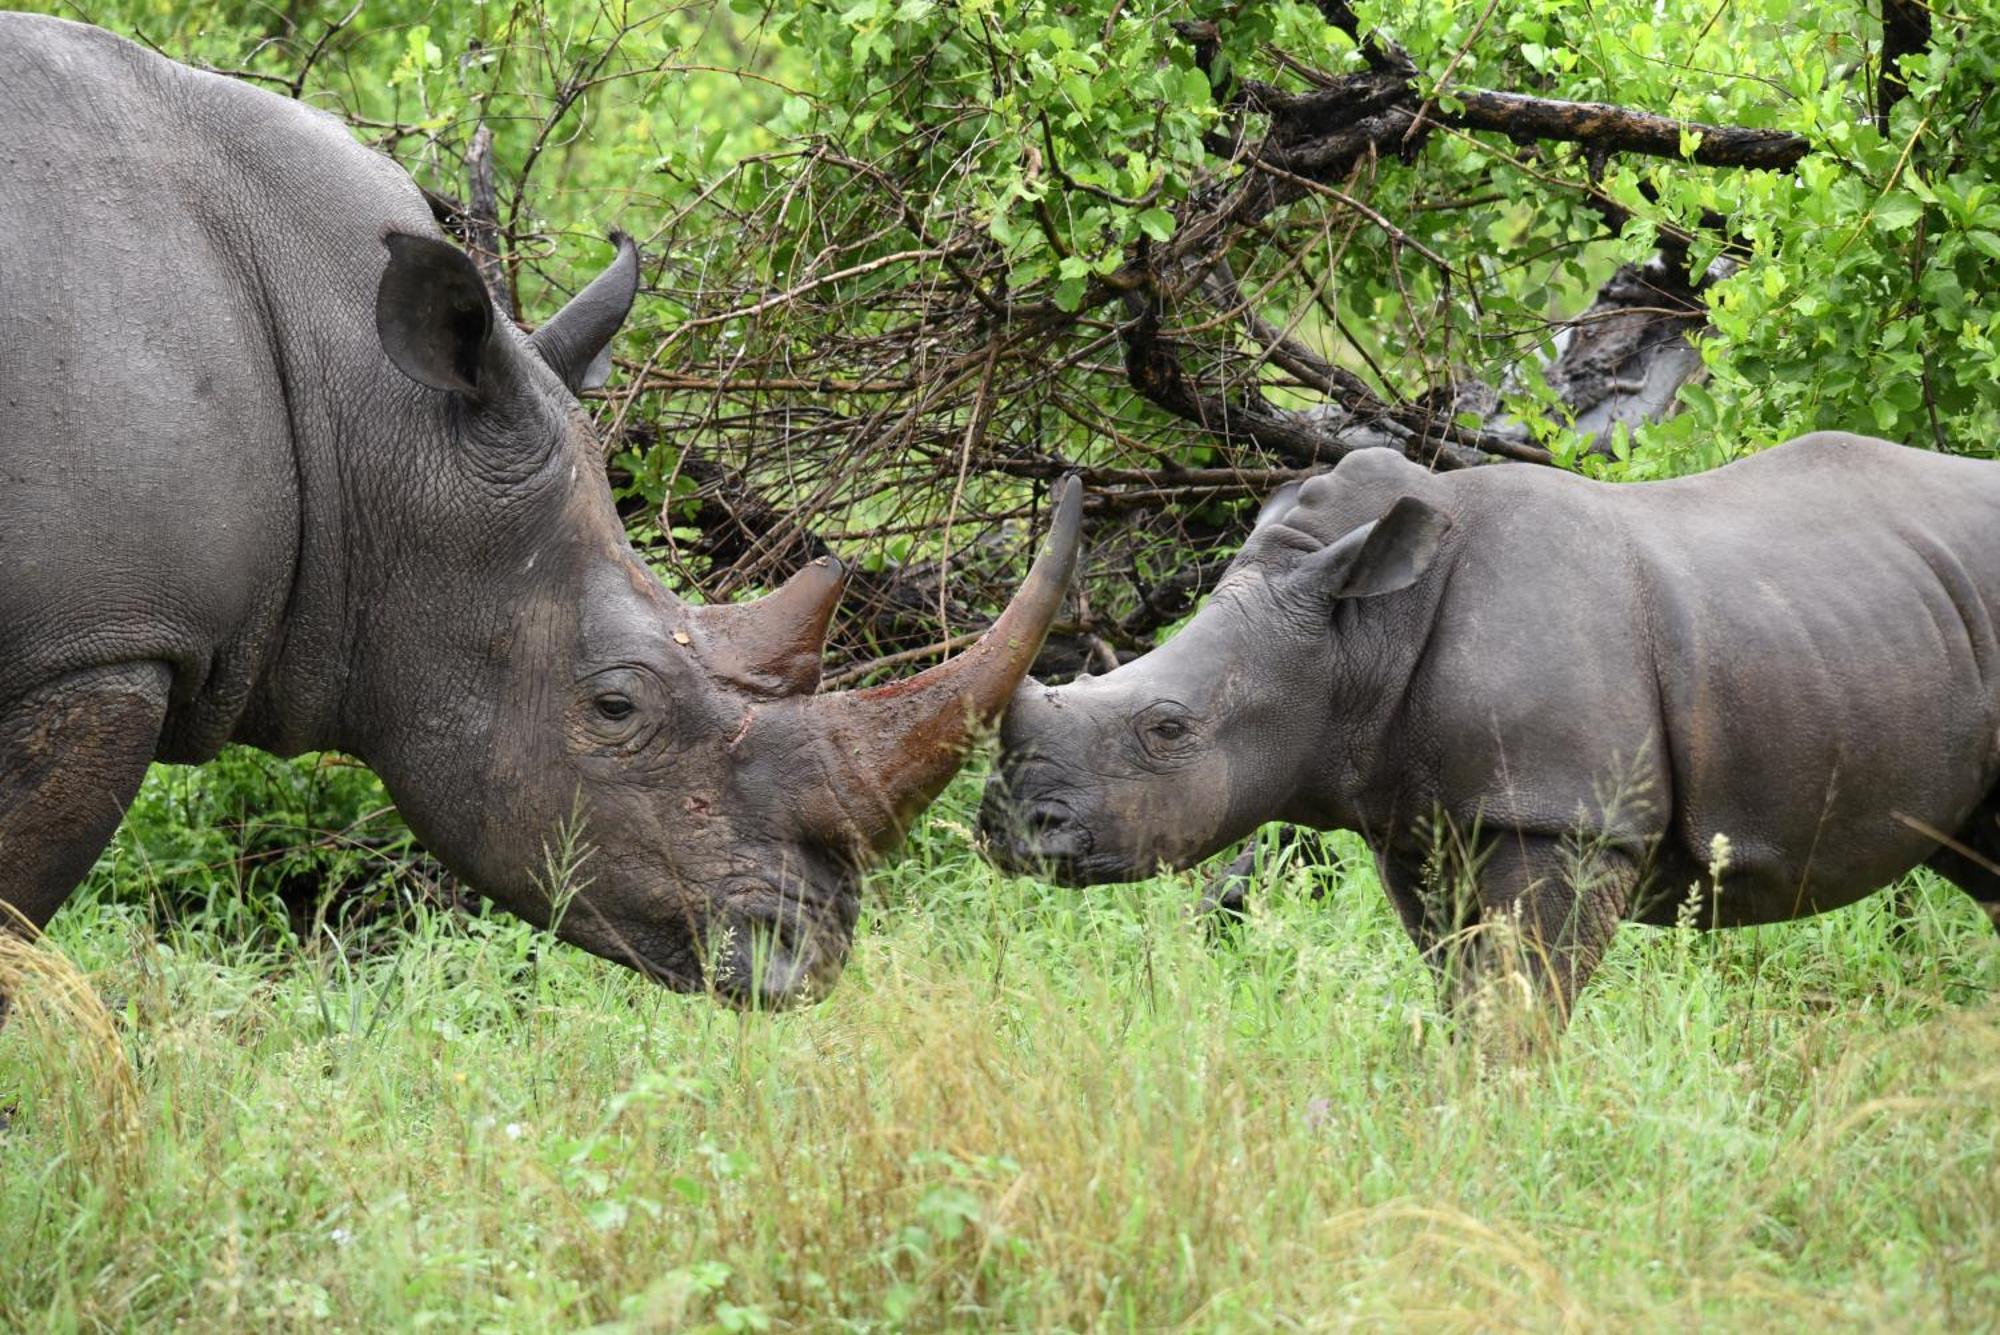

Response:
(253, 367), (593, 768)
(229, 361), (452, 759)
(205, 135), (458, 755)
(328, 463), (634, 902)
(174, 68), (488, 758)
(1291, 553), (1463, 837)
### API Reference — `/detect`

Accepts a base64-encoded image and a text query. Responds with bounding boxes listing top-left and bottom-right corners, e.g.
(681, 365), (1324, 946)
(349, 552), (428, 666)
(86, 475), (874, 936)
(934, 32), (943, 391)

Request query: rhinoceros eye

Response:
(570, 668), (668, 756)
(1133, 702), (1199, 763)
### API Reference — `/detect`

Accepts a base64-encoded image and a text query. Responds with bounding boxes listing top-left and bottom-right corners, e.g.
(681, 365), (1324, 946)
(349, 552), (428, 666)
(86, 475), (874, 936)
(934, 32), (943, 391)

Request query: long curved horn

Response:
(808, 477), (1083, 851)
(690, 556), (847, 697)
(529, 231), (640, 393)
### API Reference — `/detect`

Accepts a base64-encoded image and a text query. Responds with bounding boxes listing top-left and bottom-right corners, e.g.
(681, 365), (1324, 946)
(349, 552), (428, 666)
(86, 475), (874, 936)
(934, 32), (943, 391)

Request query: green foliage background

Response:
(48, 0), (2000, 465)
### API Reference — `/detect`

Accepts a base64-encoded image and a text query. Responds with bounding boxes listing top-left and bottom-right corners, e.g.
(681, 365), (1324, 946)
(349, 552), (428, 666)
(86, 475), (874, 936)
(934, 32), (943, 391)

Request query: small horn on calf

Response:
(691, 556), (847, 697)
(808, 477), (1084, 851)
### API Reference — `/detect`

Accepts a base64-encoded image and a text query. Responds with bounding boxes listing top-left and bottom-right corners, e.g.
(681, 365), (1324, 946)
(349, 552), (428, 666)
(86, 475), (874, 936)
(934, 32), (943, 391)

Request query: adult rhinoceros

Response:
(980, 435), (2000, 1032)
(0, 13), (1079, 1007)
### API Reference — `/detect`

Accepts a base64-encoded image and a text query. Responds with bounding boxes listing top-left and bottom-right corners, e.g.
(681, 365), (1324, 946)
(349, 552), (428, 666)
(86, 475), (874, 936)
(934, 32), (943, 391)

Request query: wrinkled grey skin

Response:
(0, 15), (1078, 1008)
(983, 434), (2000, 1027)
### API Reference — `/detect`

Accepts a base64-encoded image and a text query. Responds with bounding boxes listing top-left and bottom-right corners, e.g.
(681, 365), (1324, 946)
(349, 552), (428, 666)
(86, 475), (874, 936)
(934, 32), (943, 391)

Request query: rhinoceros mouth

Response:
(566, 928), (705, 992)
(702, 881), (854, 1010)
(1025, 849), (1143, 888)
(630, 953), (708, 993)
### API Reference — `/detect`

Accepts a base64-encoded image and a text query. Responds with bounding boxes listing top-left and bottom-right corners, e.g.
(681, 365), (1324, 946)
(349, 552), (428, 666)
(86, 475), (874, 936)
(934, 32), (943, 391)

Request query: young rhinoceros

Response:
(981, 436), (2000, 1033)
(0, 13), (1079, 1008)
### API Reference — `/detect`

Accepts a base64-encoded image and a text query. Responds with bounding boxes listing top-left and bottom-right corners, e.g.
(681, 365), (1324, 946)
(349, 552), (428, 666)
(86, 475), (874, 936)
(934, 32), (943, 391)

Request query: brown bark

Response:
(1448, 90), (1808, 170)
(463, 124), (516, 320)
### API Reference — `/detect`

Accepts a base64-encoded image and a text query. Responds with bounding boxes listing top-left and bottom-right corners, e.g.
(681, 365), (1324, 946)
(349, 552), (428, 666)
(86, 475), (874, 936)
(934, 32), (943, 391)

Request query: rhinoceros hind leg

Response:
(0, 662), (170, 935)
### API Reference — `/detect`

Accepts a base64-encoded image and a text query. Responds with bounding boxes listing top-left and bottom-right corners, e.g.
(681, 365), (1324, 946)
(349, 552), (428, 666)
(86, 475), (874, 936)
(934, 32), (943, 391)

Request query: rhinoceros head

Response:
(977, 459), (1446, 885)
(364, 230), (1080, 1005)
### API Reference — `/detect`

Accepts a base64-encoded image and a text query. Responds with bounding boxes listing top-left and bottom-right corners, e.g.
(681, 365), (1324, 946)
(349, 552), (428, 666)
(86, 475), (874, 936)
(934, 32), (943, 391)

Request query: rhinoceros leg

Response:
(1446, 833), (1637, 1042)
(0, 662), (170, 935)
(1920, 809), (2000, 938)
(1195, 825), (1333, 936)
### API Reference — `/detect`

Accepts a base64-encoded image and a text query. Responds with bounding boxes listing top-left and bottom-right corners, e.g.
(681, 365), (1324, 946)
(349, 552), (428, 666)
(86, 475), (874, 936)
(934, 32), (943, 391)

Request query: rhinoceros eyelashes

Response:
(572, 666), (669, 753)
(376, 232), (499, 397)
(1133, 701), (1200, 764)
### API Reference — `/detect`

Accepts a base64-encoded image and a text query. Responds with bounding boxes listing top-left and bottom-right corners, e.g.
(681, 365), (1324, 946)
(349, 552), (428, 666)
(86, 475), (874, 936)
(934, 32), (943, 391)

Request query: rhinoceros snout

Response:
(976, 788), (1097, 881)
(707, 895), (849, 1010)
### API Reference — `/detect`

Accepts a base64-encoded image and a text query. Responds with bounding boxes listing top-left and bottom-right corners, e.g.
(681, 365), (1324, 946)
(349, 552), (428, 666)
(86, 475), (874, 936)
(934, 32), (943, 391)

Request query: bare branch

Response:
(1446, 90), (1809, 170)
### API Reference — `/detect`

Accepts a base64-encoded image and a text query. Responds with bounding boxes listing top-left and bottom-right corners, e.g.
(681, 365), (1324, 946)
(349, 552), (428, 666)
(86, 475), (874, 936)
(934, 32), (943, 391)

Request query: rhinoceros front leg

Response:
(1374, 842), (1473, 981)
(1195, 825), (1334, 936)
(1426, 832), (1636, 1047)
(0, 662), (170, 935)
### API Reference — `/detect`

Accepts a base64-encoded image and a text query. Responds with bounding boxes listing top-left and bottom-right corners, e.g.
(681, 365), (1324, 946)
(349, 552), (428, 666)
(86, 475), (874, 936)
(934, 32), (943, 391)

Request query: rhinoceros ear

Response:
(530, 232), (640, 395)
(376, 233), (501, 397)
(1301, 495), (1451, 601)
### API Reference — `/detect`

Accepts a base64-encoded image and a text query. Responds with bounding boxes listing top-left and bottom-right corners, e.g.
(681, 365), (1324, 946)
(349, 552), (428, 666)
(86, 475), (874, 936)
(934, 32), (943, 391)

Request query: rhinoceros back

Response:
(0, 13), (433, 758)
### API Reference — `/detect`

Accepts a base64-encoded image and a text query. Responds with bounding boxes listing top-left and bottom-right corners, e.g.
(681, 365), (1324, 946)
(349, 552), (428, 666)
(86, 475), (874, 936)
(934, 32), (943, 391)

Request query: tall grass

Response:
(2, 776), (1996, 1330)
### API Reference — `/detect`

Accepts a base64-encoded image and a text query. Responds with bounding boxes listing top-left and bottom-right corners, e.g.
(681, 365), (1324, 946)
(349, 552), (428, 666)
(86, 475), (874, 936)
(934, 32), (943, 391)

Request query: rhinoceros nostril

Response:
(978, 793), (1093, 869)
(1022, 802), (1077, 836)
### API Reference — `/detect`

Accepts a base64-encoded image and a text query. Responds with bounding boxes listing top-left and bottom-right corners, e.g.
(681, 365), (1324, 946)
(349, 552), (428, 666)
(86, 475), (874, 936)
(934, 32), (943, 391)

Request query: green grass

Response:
(3, 773), (1997, 1331)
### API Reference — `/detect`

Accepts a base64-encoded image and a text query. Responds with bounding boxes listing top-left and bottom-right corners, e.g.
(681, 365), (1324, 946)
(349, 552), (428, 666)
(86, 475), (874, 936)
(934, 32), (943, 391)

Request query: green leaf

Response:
(717, 1304), (773, 1333)
(883, 1284), (922, 1323)
(1136, 207), (1175, 242)
(1873, 193), (1924, 230)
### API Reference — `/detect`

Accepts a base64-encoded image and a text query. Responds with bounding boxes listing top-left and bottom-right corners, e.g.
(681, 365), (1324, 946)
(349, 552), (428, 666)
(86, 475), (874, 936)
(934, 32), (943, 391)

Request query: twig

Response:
(289, 0), (361, 100)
